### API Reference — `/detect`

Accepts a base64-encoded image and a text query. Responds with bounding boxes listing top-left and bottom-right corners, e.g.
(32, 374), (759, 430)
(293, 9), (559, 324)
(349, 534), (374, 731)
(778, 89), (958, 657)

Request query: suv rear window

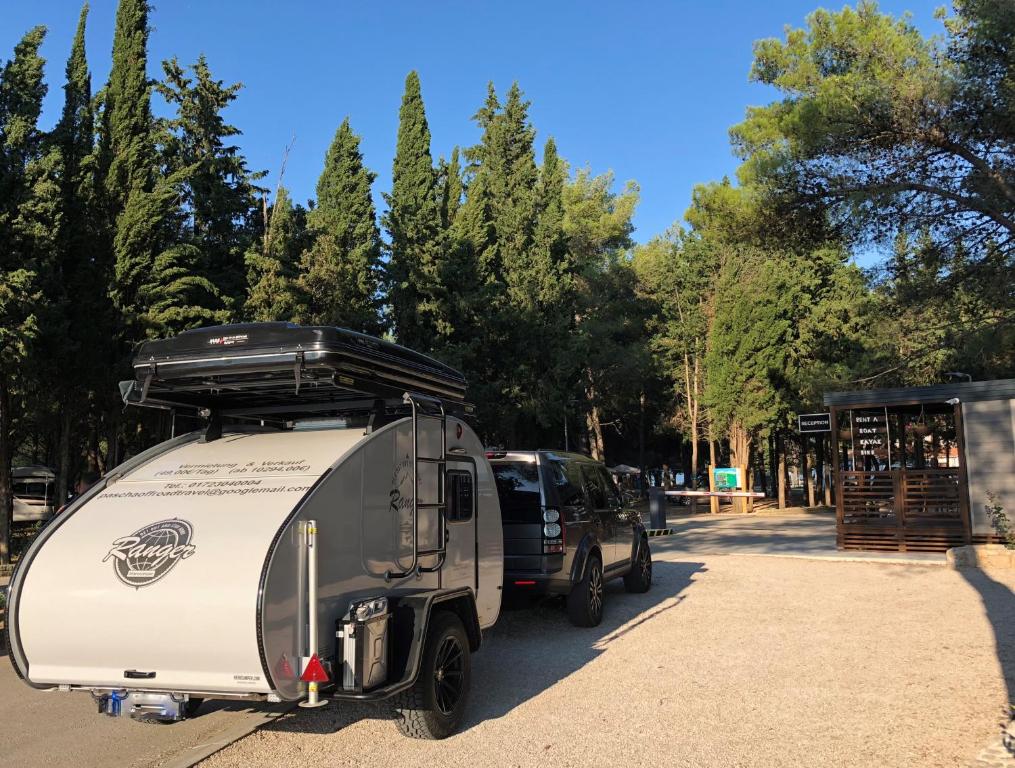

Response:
(491, 462), (542, 523)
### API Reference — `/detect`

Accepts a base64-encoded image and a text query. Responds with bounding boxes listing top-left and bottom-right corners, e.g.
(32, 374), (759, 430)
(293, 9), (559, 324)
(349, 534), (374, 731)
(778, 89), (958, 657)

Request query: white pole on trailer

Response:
(299, 519), (328, 708)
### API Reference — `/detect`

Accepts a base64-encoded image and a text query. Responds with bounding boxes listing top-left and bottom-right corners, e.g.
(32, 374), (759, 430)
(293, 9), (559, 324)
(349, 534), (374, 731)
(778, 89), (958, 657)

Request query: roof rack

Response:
(120, 322), (470, 422)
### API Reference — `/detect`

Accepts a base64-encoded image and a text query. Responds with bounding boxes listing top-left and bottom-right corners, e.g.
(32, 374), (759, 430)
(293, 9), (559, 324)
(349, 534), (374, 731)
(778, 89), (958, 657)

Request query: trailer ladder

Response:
(386, 392), (447, 581)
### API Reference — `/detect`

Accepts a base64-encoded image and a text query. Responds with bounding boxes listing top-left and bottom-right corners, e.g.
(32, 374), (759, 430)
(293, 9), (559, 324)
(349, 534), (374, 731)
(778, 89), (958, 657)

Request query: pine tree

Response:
(245, 186), (307, 321)
(384, 71), (444, 351)
(296, 118), (383, 333)
(159, 55), (263, 310)
(0, 26), (48, 564)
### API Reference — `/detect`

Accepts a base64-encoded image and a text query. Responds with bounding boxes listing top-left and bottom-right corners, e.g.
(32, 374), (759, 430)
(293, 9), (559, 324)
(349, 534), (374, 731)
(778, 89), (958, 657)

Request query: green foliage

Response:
(113, 167), (227, 337)
(296, 118), (383, 333)
(731, 0), (1015, 265)
(986, 492), (1015, 550)
(384, 72), (446, 350)
(104, 0), (154, 204)
(158, 55), (263, 310)
(0, 25), (49, 563)
(245, 187), (308, 322)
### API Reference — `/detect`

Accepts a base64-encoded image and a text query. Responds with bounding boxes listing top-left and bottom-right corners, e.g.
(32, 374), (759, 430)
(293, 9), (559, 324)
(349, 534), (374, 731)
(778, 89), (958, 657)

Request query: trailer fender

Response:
(390, 588), (480, 689)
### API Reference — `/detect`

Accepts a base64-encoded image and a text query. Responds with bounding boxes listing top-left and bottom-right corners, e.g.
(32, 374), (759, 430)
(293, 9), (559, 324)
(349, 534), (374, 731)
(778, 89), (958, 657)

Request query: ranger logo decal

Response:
(103, 519), (196, 588)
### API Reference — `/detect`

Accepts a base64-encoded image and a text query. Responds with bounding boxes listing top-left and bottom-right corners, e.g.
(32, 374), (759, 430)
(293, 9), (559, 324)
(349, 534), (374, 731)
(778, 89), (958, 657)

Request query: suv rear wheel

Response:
(567, 553), (604, 627)
(624, 537), (652, 593)
(393, 611), (471, 739)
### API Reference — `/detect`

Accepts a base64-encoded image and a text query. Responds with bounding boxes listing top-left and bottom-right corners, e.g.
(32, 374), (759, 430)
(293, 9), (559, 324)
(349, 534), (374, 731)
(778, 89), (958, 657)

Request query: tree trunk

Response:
(768, 433), (776, 499)
(0, 371), (12, 565)
(584, 385), (605, 463)
(638, 392), (645, 482)
(729, 421), (752, 513)
(708, 438), (719, 514)
(803, 434), (814, 508)
(816, 435), (827, 507)
(55, 409), (72, 512)
(776, 431), (787, 510)
(824, 434), (832, 507)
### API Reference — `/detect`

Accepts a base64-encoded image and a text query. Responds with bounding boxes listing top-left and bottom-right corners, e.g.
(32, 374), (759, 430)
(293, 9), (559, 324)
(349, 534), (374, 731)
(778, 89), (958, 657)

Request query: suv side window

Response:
(580, 464), (607, 508)
(550, 461), (581, 502)
(599, 467), (622, 507)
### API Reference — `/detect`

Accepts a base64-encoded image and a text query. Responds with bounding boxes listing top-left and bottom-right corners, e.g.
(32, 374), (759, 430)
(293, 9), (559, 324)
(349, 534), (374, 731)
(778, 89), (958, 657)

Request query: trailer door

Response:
(443, 461), (477, 591)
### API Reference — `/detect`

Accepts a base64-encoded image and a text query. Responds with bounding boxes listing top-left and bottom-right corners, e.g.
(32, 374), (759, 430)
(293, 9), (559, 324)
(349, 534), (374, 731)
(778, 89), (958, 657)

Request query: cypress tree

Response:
(0, 26), (48, 564)
(159, 55), (263, 310)
(46, 4), (99, 504)
(438, 146), (463, 230)
(384, 71), (444, 351)
(446, 82), (542, 443)
(102, 0), (223, 338)
(296, 118), (383, 333)
(104, 0), (154, 204)
(245, 186), (306, 321)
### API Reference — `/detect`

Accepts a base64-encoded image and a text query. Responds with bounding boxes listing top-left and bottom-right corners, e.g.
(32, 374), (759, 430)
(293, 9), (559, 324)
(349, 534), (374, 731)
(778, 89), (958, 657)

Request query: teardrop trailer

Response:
(5, 322), (503, 739)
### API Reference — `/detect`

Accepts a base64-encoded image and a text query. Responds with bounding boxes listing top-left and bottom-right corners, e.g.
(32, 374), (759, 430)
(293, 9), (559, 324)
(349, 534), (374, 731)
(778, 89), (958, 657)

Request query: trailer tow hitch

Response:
(92, 690), (190, 722)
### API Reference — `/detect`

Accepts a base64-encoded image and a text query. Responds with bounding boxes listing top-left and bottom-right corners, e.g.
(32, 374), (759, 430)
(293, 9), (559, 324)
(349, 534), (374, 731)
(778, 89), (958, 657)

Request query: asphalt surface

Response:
(2, 514), (1009, 767)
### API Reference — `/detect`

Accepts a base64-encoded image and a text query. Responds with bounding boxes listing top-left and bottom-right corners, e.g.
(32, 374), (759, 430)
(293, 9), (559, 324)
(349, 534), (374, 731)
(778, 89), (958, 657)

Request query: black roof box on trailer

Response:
(123, 322), (467, 419)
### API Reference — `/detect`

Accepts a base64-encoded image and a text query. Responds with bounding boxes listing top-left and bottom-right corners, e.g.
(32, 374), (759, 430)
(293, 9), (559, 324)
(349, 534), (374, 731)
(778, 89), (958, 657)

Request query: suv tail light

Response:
(542, 507), (564, 554)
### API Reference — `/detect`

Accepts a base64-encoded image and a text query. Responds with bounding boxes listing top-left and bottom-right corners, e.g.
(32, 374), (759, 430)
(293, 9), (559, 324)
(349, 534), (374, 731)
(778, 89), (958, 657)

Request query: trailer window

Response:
(447, 471), (474, 522)
(13, 481), (50, 500)
(492, 462), (542, 523)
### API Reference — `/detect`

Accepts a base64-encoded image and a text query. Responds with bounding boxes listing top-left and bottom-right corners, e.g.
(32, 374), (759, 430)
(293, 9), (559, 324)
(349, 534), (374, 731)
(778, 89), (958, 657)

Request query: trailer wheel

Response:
(567, 553), (604, 627)
(393, 611), (471, 739)
(184, 697), (203, 718)
(623, 538), (652, 593)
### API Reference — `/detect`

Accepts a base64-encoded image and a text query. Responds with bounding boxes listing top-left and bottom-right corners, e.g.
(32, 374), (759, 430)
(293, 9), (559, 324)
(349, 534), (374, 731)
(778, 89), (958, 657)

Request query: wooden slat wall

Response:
(838, 469), (969, 552)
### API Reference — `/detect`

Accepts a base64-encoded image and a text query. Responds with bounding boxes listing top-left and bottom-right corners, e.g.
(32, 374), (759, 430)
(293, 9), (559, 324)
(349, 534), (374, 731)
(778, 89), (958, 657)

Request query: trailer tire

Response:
(623, 538), (652, 593)
(393, 611), (471, 739)
(567, 553), (604, 627)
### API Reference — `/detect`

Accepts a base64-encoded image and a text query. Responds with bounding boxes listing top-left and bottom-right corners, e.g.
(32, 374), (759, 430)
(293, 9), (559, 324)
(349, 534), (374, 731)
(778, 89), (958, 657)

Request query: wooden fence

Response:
(837, 469), (970, 552)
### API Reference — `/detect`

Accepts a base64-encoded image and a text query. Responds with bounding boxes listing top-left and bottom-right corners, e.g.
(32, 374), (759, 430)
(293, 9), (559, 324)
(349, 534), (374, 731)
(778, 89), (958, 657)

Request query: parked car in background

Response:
(12, 465), (56, 526)
(488, 450), (651, 627)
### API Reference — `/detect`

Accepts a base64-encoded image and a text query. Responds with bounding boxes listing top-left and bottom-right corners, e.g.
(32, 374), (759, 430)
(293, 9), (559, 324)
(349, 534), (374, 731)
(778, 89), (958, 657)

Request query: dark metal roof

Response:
(823, 379), (1015, 408)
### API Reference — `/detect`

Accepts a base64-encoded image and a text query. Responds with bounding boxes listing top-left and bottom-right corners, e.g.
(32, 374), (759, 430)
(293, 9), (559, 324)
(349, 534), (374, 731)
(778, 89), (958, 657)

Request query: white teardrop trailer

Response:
(5, 323), (503, 739)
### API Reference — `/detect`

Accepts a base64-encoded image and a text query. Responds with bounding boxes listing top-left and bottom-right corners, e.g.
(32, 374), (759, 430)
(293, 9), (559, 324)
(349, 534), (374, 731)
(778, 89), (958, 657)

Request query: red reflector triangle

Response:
(300, 653), (329, 683)
(275, 653), (295, 680)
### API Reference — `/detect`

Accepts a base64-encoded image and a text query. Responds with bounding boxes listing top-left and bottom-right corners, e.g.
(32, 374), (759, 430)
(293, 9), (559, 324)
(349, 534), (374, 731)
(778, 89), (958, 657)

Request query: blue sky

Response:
(2, 0), (942, 249)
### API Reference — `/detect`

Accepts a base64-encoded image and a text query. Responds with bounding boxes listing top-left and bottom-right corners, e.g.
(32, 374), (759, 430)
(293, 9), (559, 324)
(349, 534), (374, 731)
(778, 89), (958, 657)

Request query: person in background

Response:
(59, 470), (100, 512)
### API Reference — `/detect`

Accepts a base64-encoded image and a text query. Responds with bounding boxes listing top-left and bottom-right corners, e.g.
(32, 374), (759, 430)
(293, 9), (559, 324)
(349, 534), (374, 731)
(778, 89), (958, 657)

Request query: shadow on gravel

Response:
(959, 568), (1015, 733)
(257, 560), (706, 736)
(462, 560), (705, 730)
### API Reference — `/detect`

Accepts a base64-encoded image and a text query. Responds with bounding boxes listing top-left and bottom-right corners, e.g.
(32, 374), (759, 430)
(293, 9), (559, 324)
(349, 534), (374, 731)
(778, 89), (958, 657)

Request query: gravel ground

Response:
(202, 553), (1015, 768)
